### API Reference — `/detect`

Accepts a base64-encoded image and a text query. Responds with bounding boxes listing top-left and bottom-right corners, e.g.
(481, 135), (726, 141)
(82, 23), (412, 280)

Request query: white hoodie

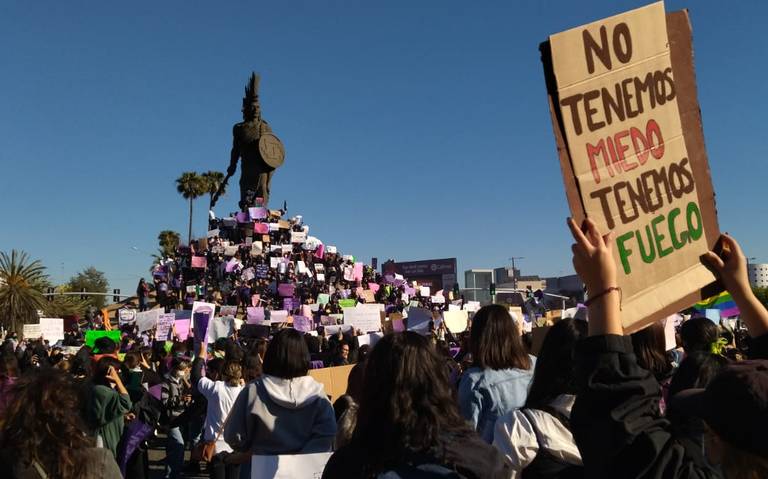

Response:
(261, 375), (326, 409)
(224, 374), (337, 456)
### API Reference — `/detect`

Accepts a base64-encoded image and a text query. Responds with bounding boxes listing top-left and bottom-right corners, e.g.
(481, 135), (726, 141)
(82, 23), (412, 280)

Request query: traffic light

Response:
(47, 287), (54, 302)
(113, 289), (120, 303)
(489, 282), (496, 296)
(80, 288), (87, 300)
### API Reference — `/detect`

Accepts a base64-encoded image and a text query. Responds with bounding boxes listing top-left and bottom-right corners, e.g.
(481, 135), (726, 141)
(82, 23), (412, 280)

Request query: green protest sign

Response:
(85, 330), (121, 350)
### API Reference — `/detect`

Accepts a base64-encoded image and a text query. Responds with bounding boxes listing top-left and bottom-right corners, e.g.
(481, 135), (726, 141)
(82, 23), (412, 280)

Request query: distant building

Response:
(464, 269), (494, 305)
(382, 258), (457, 292)
(544, 274), (585, 304)
(749, 263), (768, 288)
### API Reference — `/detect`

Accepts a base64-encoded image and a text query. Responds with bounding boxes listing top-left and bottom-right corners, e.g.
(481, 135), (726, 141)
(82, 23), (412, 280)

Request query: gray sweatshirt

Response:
(224, 374), (336, 455)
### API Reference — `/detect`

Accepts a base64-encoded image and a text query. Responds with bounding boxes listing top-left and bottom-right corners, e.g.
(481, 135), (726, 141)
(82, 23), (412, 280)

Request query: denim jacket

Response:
(458, 357), (536, 443)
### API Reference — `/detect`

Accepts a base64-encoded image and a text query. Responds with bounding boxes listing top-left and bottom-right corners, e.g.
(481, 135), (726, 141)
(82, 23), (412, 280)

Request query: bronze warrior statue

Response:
(212, 73), (285, 210)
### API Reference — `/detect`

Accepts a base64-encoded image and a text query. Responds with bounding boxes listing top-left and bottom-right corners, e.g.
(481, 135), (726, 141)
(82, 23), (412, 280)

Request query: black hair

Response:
(668, 351), (729, 398)
(525, 318), (588, 410)
(680, 317), (720, 354)
(94, 336), (117, 355)
(262, 328), (310, 379)
(470, 304), (531, 371)
(631, 321), (673, 381)
(353, 332), (474, 473)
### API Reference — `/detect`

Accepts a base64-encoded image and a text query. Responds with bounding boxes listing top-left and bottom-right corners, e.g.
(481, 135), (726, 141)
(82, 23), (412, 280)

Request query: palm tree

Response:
(0, 250), (48, 333)
(176, 172), (205, 245)
(157, 230), (181, 258)
(201, 170), (227, 207)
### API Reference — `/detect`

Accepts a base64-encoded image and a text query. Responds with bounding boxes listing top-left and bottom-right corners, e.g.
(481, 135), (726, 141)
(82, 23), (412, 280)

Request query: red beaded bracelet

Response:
(584, 286), (622, 309)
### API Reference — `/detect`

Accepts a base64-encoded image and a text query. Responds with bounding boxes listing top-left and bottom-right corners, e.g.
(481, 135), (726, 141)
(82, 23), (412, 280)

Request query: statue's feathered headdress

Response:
(242, 72), (260, 107)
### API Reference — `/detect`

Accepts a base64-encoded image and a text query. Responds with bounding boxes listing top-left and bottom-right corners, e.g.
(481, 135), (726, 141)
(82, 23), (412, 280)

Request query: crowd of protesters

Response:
(0, 221), (767, 479)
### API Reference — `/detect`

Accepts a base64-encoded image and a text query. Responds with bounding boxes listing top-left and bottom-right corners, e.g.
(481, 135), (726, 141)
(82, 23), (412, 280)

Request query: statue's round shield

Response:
(259, 133), (285, 169)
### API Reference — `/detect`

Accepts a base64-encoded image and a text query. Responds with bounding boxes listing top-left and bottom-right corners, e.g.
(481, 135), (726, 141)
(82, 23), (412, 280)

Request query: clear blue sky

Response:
(1, 1), (766, 295)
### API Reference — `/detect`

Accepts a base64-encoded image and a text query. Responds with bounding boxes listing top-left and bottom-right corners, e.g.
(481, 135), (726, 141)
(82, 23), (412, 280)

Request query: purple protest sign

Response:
(283, 297), (295, 312)
(117, 420), (154, 477)
(192, 301), (215, 343)
(235, 211), (249, 223)
(248, 207), (268, 219)
(293, 315), (312, 333)
(278, 283), (295, 297)
(247, 306), (265, 324)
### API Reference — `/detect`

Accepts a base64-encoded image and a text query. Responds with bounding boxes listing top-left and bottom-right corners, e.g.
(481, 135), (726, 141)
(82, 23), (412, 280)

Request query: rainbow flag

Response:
(694, 291), (740, 318)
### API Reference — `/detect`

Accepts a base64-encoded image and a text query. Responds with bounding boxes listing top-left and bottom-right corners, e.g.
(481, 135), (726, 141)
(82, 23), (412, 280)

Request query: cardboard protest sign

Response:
(251, 452), (333, 479)
(343, 306), (382, 333)
(290, 231), (306, 243)
(192, 301), (216, 343)
(542, 2), (720, 332)
(22, 323), (41, 339)
(443, 310), (469, 333)
(292, 315), (313, 333)
(85, 330), (122, 349)
(359, 289), (376, 303)
(308, 363), (354, 402)
(156, 313), (176, 341)
(39, 318), (64, 343)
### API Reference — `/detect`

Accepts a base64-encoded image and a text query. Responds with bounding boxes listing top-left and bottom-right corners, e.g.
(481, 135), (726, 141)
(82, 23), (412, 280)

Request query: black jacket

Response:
(570, 333), (768, 479)
(322, 431), (512, 479)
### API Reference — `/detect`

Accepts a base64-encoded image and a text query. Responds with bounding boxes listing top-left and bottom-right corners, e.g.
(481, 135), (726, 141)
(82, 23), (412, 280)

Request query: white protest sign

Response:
(39, 318), (64, 343)
(118, 308), (137, 325)
(419, 286), (431, 297)
(357, 332), (384, 348)
(443, 310), (469, 333)
(251, 452), (333, 479)
(664, 314), (680, 351)
(136, 309), (160, 332)
(343, 306), (382, 333)
(156, 313), (176, 341)
(23, 323), (41, 340)
(269, 310), (289, 324)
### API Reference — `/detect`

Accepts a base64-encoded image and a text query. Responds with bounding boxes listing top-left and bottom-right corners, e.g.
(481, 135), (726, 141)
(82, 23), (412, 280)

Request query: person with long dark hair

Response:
(86, 356), (132, 459)
(0, 368), (122, 478)
(323, 331), (511, 478)
(224, 328), (336, 476)
(458, 304), (535, 442)
(493, 318), (587, 478)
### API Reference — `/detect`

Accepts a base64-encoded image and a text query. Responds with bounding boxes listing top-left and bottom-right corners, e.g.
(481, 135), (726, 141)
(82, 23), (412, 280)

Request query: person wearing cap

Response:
(566, 218), (768, 479)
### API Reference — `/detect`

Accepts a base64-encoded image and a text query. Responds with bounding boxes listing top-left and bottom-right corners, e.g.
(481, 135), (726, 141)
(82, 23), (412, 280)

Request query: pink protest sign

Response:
(247, 307), (265, 324)
(314, 244), (324, 259)
(353, 262), (364, 281)
(254, 223), (270, 234)
(368, 283), (380, 294)
(174, 319), (191, 340)
(249, 207), (268, 219)
(191, 256), (207, 269)
(225, 259), (240, 273)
